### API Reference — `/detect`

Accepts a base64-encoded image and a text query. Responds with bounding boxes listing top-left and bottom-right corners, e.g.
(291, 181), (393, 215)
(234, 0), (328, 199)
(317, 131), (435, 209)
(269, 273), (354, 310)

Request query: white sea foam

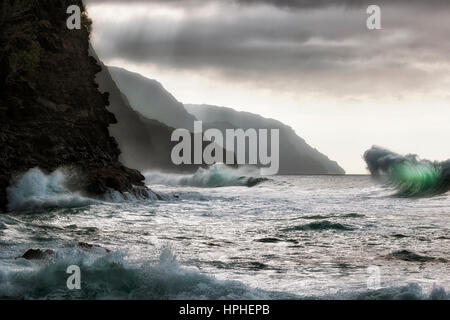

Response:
(6, 168), (162, 212)
(2, 174), (449, 299)
(330, 283), (449, 300)
(145, 163), (267, 188)
(6, 168), (95, 212)
(103, 188), (160, 203)
(0, 246), (446, 300)
(0, 246), (288, 300)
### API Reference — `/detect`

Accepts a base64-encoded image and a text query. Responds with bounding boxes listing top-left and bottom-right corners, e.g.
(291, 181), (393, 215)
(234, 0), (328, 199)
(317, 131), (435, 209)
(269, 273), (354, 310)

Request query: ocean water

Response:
(0, 167), (449, 300)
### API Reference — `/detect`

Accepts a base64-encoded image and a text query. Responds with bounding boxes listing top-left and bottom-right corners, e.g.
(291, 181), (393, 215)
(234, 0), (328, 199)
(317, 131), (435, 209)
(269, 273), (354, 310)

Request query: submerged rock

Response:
(282, 220), (355, 232)
(77, 242), (110, 253)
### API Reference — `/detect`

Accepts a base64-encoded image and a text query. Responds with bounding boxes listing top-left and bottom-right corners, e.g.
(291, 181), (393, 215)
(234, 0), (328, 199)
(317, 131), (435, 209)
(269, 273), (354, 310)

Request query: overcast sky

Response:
(86, 0), (450, 173)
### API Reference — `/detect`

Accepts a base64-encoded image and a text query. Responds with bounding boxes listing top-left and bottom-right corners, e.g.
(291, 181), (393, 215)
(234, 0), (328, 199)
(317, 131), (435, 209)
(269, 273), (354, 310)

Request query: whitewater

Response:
(0, 167), (449, 300)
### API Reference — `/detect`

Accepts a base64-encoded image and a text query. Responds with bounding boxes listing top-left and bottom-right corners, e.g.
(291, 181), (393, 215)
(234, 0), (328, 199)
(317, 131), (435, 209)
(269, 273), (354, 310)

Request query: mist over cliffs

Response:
(92, 50), (179, 172)
(107, 68), (344, 175)
(94, 62), (231, 173)
(108, 66), (196, 131)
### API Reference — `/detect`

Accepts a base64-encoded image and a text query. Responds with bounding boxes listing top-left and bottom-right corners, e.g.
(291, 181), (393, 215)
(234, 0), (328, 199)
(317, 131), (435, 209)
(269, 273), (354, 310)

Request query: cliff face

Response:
(108, 66), (197, 131)
(96, 65), (233, 173)
(0, 0), (146, 211)
(93, 55), (183, 172)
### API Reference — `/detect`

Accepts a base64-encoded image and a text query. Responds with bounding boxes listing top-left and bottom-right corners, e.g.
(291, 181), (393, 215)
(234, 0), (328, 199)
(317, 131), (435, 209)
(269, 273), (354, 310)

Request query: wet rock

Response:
(78, 242), (110, 253)
(20, 249), (55, 260)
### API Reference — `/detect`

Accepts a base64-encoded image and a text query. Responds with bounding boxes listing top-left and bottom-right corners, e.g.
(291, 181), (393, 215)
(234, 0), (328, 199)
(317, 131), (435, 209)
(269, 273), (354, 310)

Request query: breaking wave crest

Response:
(0, 246), (447, 300)
(6, 168), (95, 212)
(145, 163), (268, 188)
(0, 247), (290, 300)
(364, 146), (450, 197)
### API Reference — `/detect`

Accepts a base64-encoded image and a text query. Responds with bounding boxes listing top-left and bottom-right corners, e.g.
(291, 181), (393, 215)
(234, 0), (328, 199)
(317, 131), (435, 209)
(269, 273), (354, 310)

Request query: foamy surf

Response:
(0, 247), (291, 300)
(145, 163), (268, 188)
(1, 174), (448, 300)
(1, 246), (447, 300)
(6, 168), (95, 212)
(5, 168), (162, 212)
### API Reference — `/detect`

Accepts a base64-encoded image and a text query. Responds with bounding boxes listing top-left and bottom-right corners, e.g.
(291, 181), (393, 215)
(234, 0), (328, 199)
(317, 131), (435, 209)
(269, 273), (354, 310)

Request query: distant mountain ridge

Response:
(107, 67), (345, 175)
(93, 61), (231, 173)
(108, 66), (196, 131)
(186, 104), (345, 175)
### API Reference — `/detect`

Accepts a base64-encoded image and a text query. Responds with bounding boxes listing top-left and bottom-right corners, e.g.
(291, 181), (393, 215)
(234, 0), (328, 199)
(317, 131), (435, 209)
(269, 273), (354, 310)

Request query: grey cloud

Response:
(236, 0), (450, 9)
(88, 0), (450, 97)
(86, 0), (450, 8)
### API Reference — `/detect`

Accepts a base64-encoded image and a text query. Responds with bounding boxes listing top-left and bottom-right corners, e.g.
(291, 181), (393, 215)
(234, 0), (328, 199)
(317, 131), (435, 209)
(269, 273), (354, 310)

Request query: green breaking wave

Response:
(364, 146), (450, 197)
(389, 162), (443, 197)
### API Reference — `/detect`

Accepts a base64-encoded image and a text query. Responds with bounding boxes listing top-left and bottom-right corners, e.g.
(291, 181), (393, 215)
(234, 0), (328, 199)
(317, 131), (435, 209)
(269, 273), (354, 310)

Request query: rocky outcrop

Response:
(0, 0), (147, 211)
(20, 249), (55, 260)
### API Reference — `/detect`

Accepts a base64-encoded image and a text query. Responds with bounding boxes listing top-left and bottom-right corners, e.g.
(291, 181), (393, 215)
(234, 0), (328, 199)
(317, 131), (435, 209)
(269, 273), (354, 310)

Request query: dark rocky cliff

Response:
(0, 0), (146, 211)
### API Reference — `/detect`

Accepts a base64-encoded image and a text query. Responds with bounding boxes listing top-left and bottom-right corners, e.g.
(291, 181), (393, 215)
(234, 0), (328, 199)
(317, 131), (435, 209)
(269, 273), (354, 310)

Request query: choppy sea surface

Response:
(0, 167), (449, 299)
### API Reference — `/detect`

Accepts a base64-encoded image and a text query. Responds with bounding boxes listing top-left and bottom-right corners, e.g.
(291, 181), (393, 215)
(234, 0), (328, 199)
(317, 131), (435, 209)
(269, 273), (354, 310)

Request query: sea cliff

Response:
(0, 0), (147, 211)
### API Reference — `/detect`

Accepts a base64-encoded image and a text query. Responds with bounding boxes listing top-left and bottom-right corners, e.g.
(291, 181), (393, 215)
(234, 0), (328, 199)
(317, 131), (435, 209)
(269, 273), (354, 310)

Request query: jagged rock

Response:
(20, 249), (55, 260)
